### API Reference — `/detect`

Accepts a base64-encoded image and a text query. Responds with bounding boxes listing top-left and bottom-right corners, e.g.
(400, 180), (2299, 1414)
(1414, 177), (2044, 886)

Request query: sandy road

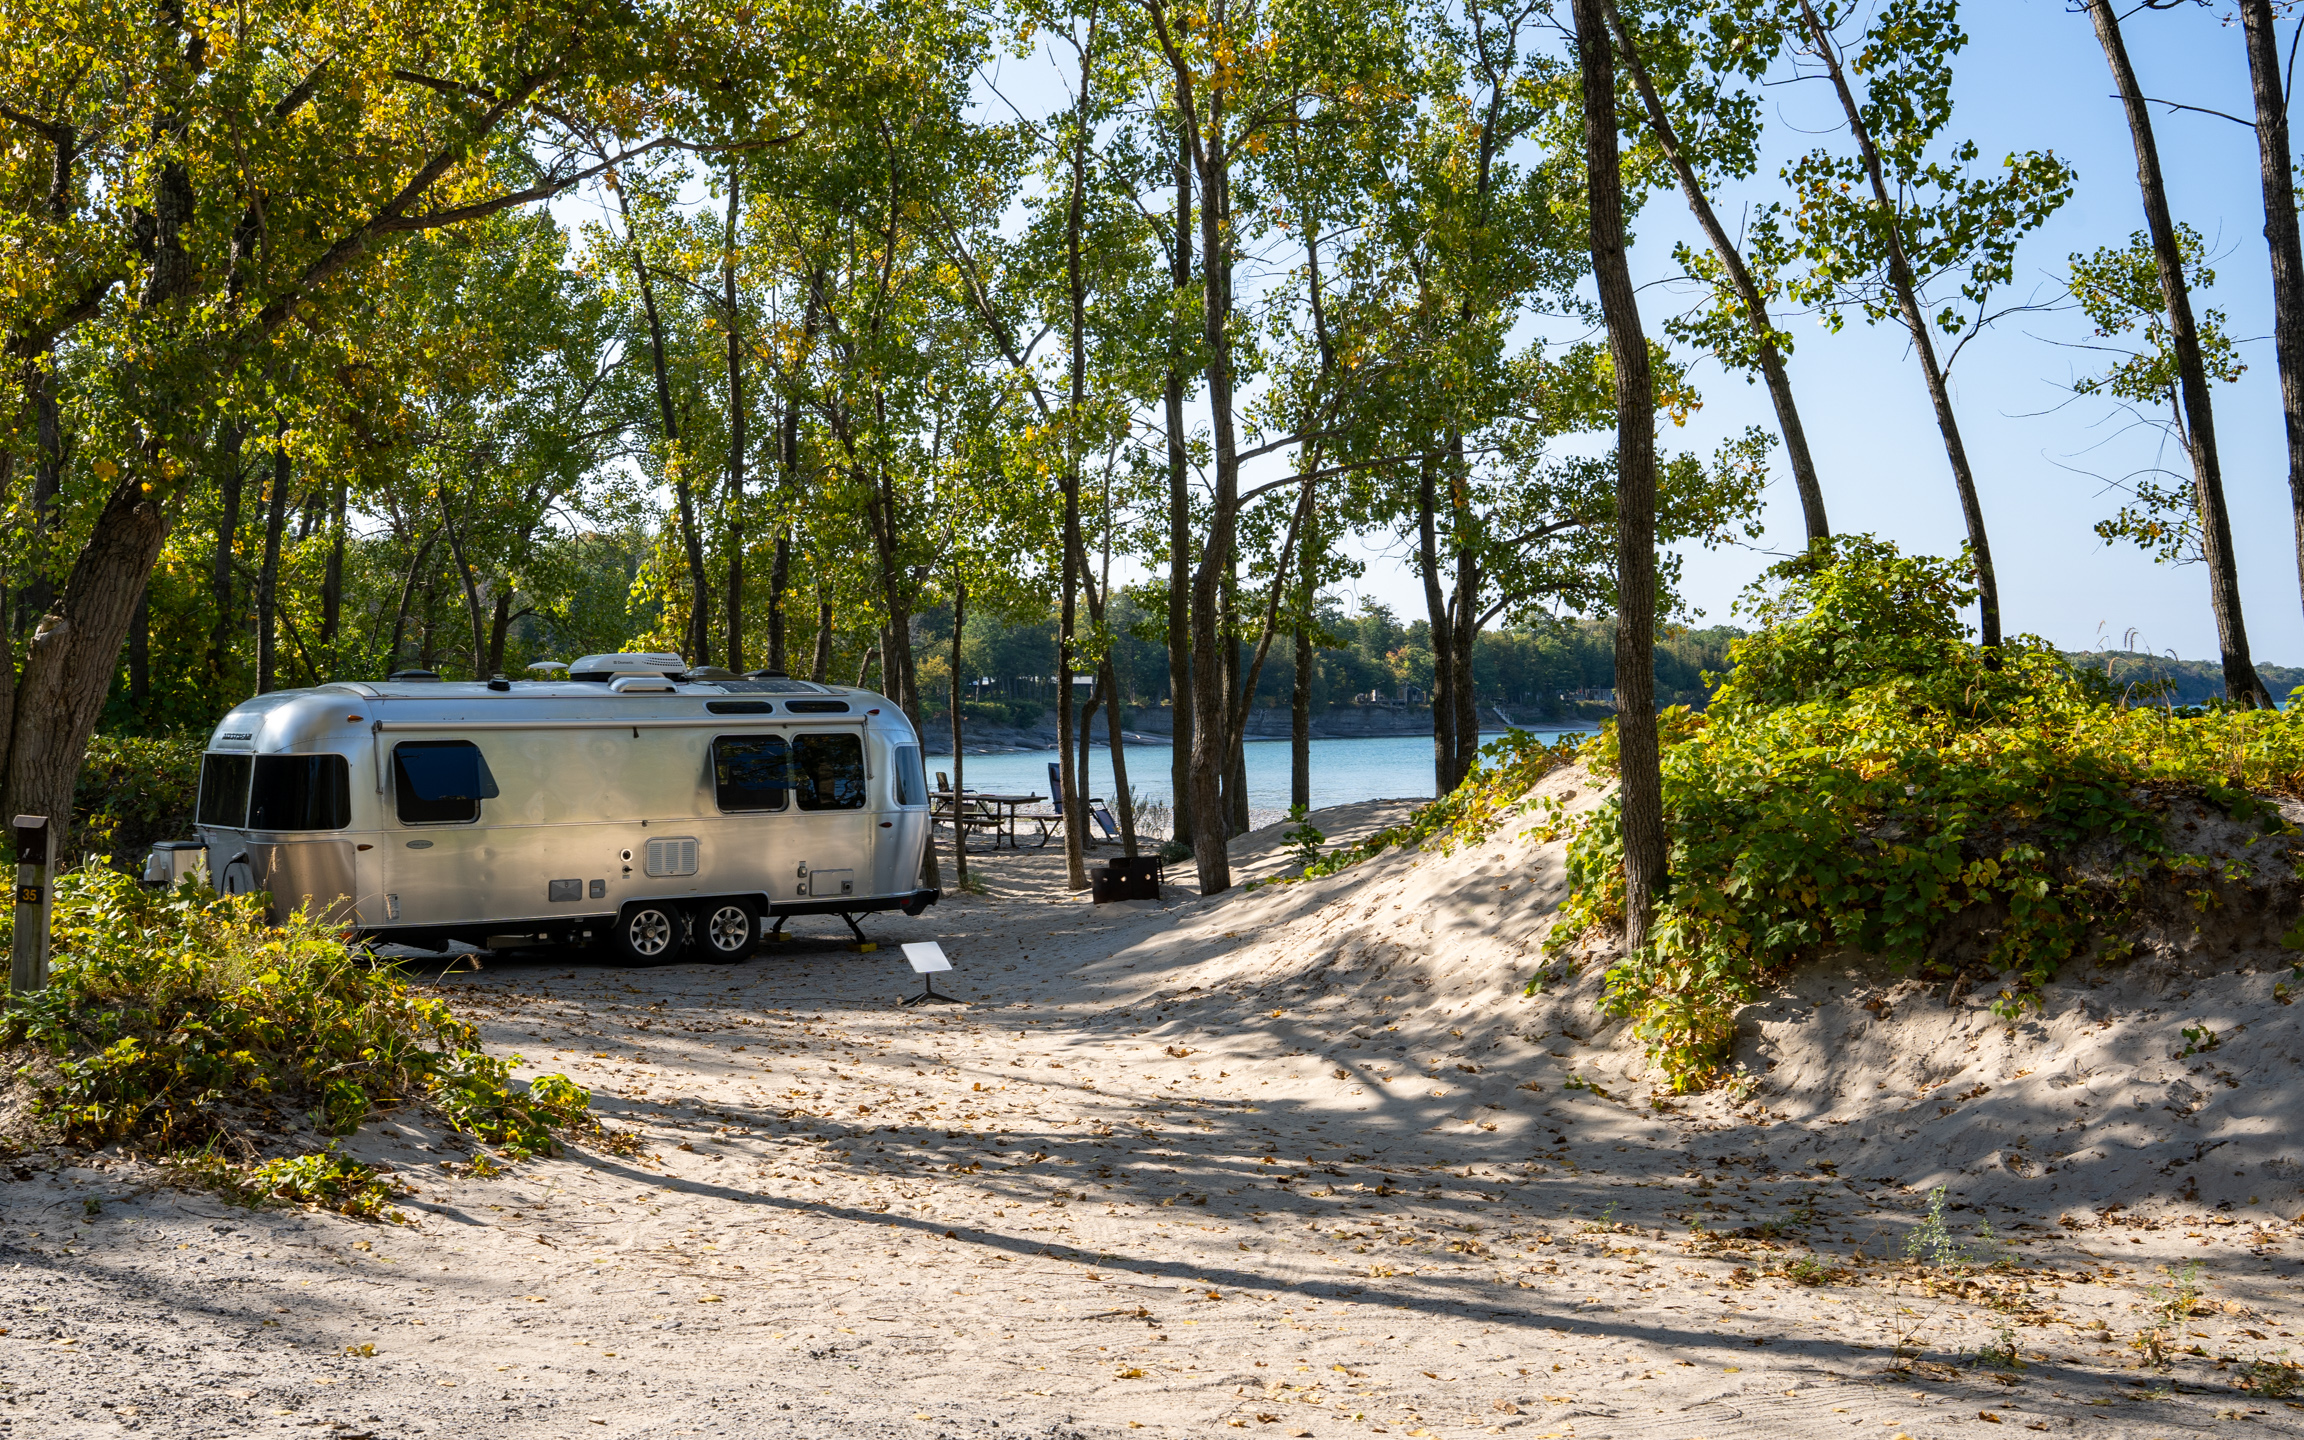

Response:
(3, 812), (2303, 1439)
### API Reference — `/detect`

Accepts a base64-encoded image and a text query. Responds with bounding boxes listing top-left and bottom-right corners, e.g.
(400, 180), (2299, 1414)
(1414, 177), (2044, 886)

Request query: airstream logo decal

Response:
(218, 732), (253, 741)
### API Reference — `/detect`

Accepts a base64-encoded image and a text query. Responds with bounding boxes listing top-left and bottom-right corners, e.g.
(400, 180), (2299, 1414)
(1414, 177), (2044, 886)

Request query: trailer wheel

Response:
(695, 901), (757, 962)
(612, 903), (682, 965)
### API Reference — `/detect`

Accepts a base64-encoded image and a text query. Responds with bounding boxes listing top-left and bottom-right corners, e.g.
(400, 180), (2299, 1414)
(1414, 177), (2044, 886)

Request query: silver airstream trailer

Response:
(147, 654), (939, 962)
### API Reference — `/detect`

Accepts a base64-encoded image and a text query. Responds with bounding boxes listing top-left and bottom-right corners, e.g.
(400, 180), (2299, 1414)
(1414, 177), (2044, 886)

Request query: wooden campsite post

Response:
(11, 815), (54, 994)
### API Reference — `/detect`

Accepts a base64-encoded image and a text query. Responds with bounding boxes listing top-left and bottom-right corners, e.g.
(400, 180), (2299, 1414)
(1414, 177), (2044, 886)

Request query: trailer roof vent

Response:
(567, 652), (686, 681)
(609, 675), (677, 694)
(386, 669), (441, 683)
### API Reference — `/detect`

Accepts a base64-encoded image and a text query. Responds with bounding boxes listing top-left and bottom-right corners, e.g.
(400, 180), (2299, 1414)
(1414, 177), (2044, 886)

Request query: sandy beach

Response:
(4, 774), (2302, 1439)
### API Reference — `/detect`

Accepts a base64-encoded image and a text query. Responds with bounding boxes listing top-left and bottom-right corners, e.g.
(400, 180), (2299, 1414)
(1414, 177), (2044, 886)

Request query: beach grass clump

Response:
(2, 867), (590, 1206)
(1553, 535), (2304, 1091)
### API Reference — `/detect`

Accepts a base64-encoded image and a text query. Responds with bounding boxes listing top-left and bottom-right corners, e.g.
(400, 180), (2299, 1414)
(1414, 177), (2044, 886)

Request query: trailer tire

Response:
(694, 901), (758, 962)
(611, 903), (683, 965)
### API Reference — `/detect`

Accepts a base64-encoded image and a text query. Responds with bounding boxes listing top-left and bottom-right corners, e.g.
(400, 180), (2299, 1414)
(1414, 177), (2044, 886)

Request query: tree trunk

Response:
(207, 422), (246, 680)
(2091, 0), (2271, 707)
(0, 480), (169, 848)
(1576, 0), (1668, 952)
(2241, 0), (2304, 630)
(811, 587), (833, 682)
(618, 188), (711, 668)
(437, 482), (488, 678)
(256, 434), (290, 694)
(1102, 654), (1136, 856)
(1150, 17), (1245, 893)
(320, 471), (346, 657)
(1058, 40), (1097, 893)
(1222, 557), (1249, 837)
(1077, 672), (1100, 853)
(1450, 536), (1479, 788)
(949, 577), (968, 887)
(1291, 606), (1312, 813)
(723, 161), (747, 672)
(1166, 99), (1196, 855)
(1796, 0), (1999, 644)
(1605, 0), (1827, 546)
(1415, 456), (1456, 794)
(387, 529), (437, 675)
(486, 590), (514, 677)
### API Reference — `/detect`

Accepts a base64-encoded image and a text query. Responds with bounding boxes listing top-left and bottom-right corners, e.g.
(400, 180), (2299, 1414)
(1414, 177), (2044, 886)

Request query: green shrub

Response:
(73, 732), (205, 868)
(2, 868), (590, 1176)
(1551, 535), (2304, 1091)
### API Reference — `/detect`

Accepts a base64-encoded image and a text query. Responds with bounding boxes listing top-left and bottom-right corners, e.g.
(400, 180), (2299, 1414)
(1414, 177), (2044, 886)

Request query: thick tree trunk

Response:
(1576, 0), (1668, 952)
(1166, 100), (1195, 855)
(1797, 0), (1999, 644)
(2092, 0), (2271, 707)
(2241, 0), (2304, 628)
(256, 436), (289, 694)
(723, 164), (747, 672)
(0, 480), (169, 847)
(1605, 0), (1827, 545)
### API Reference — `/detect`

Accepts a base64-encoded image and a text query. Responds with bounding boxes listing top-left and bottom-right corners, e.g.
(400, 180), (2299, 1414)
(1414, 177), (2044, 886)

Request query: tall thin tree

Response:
(2088, 0), (2271, 707)
(1574, 0), (1667, 950)
(2240, 0), (2304, 623)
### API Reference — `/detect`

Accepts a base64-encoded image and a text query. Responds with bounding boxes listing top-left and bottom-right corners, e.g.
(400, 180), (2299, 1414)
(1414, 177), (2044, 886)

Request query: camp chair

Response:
(1043, 762), (1121, 844)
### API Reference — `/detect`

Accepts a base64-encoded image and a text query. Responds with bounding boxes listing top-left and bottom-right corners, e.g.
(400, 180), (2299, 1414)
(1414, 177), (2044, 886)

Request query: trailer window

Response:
(391, 740), (498, 825)
(712, 735), (791, 812)
(196, 753), (253, 828)
(791, 733), (866, 811)
(892, 745), (927, 807)
(249, 755), (351, 830)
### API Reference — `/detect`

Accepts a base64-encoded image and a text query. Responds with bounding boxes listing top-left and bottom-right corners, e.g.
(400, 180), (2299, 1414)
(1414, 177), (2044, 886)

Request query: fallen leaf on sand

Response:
(1979, 1415), (2001, 1424)
(697, 1295), (724, 1304)
(1116, 1367), (1145, 1379)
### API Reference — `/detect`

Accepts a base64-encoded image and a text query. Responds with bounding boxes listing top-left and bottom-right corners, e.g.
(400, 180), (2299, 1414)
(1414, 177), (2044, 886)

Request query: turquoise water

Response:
(930, 728), (1595, 830)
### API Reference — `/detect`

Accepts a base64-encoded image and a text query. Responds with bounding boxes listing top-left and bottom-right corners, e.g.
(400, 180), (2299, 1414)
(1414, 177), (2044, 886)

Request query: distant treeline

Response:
(912, 600), (1742, 722)
(2069, 650), (2304, 708)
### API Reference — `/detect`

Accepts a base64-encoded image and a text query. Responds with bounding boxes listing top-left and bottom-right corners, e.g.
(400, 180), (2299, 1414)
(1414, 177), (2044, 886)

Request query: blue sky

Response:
(1410, 0), (2304, 664)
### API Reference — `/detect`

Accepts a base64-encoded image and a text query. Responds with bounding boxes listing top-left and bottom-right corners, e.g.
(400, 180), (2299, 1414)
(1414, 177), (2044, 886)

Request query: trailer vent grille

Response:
(644, 837), (699, 877)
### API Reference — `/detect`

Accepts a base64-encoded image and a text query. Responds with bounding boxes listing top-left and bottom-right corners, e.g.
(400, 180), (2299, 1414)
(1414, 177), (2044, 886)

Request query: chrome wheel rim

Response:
(706, 905), (750, 953)
(627, 909), (674, 957)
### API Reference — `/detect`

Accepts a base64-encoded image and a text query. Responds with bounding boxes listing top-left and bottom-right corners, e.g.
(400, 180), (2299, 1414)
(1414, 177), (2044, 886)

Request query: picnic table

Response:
(932, 791), (1055, 849)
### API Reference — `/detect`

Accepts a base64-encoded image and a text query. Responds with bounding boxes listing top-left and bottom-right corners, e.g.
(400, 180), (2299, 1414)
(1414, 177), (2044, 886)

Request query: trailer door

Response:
(779, 731), (872, 901)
